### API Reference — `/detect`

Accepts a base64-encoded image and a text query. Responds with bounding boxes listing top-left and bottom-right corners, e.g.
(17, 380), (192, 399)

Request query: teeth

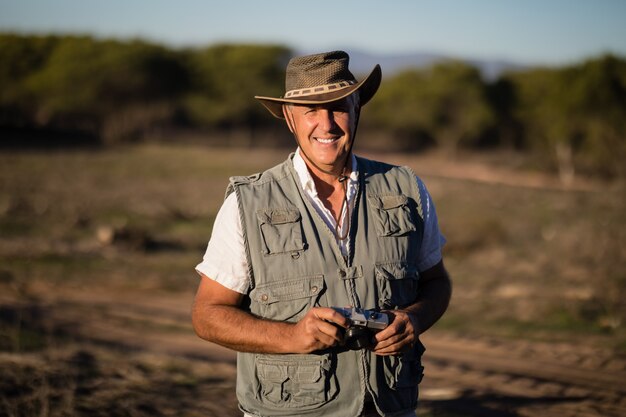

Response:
(315, 137), (336, 144)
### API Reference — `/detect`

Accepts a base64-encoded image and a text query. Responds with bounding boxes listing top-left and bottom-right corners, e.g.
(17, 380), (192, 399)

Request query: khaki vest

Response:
(228, 154), (425, 417)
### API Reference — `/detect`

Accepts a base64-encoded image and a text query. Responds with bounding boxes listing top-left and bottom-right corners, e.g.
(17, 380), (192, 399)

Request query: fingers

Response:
(372, 332), (413, 356)
(292, 307), (349, 352)
(316, 320), (345, 345)
(372, 311), (417, 356)
(293, 308), (419, 355)
(313, 307), (350, 328)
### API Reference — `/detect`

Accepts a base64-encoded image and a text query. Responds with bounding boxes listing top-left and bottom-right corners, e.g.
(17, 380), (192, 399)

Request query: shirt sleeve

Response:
(195, 192), (250, 294)
(415, 176), (447, 272)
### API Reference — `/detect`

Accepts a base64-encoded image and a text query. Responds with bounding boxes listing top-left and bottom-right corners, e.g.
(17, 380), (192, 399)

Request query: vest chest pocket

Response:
(368, 194), (417, 237)
(375, 262), (419, 309)
(256, 208), (305, 256)
(254, 353), (337, 409)
(250, 275), (325, 323)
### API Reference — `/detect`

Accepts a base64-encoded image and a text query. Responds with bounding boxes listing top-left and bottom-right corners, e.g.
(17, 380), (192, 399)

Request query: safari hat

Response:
(255, 50), (382, 119)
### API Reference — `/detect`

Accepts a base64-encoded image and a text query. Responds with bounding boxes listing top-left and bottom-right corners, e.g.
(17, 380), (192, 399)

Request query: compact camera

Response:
(332, 307), (389, 350)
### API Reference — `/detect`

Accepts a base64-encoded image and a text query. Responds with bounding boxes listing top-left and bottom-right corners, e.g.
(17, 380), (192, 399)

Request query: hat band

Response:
(284, 80), (356, 99)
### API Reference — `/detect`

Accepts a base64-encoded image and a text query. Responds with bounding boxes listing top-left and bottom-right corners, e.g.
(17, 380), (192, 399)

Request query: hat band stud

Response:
(284, 80), (356, 99)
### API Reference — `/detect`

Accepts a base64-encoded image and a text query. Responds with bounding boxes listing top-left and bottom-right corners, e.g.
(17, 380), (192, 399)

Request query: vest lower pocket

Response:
(254, 353), (336, 409)
(382, 340), (425, 390)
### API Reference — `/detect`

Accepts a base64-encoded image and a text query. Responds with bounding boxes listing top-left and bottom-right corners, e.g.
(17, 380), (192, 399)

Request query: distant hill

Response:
(298, 48), (529, 81)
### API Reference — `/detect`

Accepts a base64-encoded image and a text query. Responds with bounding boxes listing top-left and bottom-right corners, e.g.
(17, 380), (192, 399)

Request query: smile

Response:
(314, 137), (339, 144)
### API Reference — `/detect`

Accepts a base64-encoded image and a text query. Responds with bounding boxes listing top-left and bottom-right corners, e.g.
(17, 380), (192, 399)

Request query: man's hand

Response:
(193, 276), (353, 354)
(371, 260), (451, 356)
(288, 307), (350, 353)
(371, 310), (419, 356)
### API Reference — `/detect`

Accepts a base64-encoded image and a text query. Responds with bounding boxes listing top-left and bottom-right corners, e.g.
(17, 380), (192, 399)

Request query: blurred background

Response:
(1, 1), (625, 416)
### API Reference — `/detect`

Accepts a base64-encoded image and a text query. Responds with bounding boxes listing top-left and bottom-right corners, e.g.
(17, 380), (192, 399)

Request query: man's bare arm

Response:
(191, 275), (349, 354)
(373, 260), (452, 355)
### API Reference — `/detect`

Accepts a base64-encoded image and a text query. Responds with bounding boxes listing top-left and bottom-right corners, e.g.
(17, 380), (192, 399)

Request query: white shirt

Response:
(196, 149), (446, 294)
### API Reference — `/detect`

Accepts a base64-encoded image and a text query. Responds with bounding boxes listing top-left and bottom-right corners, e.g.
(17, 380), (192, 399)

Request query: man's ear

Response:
(283, 105), (295, 133)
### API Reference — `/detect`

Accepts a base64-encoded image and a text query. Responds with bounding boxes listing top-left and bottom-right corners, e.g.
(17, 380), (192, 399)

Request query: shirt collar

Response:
(293, 148), (358, 196)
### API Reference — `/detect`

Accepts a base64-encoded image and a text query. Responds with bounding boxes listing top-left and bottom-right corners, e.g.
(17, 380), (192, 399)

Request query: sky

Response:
(1, 0), (625, 66)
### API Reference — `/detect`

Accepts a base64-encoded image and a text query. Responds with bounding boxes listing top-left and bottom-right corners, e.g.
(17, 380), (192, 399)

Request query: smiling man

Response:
(192, 51), (451, 417)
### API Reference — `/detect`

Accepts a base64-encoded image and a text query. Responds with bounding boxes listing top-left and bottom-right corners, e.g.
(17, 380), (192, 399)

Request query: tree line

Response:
(1, 33), (624, 179)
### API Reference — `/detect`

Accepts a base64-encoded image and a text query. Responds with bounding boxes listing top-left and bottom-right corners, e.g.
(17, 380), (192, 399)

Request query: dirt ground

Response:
(1, 279), (625, 417)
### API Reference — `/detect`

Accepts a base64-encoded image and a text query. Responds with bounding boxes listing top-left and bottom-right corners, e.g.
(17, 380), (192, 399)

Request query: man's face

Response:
(283, 94), (359, 174)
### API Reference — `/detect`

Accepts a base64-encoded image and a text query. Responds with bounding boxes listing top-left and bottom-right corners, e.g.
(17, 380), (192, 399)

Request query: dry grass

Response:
(0, 346), (239, 417)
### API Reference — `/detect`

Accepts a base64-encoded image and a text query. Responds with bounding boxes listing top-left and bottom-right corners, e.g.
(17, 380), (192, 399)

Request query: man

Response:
(192, 51), (451, 417)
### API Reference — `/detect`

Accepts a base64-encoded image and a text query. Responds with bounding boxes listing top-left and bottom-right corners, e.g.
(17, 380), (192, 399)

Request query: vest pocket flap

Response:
(294, 364), (323, 383)
(256, 208), (301, 225)
(375, 262), (419, 281)
(370, 194), (409, 210)
(251, 275), (324, 305)
(256, 355), (327, 383)
(257, 360), (288, 383)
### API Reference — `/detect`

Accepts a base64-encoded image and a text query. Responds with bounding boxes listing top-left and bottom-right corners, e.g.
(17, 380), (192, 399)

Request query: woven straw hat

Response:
(255, 50), (382, 119)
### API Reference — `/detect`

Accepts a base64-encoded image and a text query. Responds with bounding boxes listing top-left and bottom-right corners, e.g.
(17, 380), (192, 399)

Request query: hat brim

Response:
(255, 64), (382, 119)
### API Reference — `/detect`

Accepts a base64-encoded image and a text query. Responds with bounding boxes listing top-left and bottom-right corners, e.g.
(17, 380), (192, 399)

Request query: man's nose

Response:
(317, 109), (336, 130)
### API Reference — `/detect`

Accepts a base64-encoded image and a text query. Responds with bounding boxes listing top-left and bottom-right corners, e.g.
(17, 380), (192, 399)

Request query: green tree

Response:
(23, 36), (189, 142)
(365, 69), (434, 150)
(182, 44), (290, 129)
(484, 77), (523, 149)
(0, 34), (60, 124)
(508, 54), (626, 180)
(368, 61), (495, 152)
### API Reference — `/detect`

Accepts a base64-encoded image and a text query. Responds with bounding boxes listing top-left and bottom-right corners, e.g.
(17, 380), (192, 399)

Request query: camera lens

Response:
(345, 327), (371, 350)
